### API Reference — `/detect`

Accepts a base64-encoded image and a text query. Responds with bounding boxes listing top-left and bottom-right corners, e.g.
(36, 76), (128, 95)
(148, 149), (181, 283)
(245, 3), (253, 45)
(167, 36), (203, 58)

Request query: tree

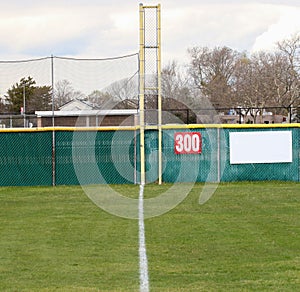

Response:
(105, 77), (138, 102)
(83, 78), (139, 111)
(5, 76), (52, 114)
(273, 34), (300, 119)
(232, 34), (300, 122)
(187, 46), (241, 109)
(161, 61), (198, 123)
(162, 61), (196, 105)
(54, 80), (85, 109)
(232, 52), (279, 123)
(29, 86), (52, 113)
(87, 90), (114, 108)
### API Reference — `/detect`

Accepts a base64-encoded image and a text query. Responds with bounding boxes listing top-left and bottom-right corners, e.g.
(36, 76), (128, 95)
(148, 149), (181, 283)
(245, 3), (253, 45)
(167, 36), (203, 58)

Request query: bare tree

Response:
(188, 46), (241, 108)
(235, 34), (300, 122)
(105, 77), (138, 102)
(233, 52), (280, 123)
(54, 80), (85, 109)
(87, 90), (112, 107)
(162, 35), (300, 124)
(273, 34), (300, 120)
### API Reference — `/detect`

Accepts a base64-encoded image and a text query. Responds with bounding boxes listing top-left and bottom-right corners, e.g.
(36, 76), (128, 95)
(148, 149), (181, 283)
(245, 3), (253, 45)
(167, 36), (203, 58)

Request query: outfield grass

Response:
(0, 182), (300, 291)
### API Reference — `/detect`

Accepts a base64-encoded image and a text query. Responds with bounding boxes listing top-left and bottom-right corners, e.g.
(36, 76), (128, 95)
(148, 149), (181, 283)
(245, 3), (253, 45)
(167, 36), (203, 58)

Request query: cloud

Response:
(162, 2), (281, 62)
(252, 6), (300, 52)
(0, 2), (122, 58)
(80, 8), (139, 58)
(0, 0), (299, 63)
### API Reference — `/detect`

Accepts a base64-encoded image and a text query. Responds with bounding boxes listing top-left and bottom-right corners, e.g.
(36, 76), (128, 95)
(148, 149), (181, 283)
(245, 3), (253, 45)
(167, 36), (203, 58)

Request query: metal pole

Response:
(217, 127), (221, 183)
(51, 55), (56, 186)
(51, 55), (55, 128)
(157, 4), (162, 185)
(139, 4), (146, 185)
(134, 128), (137, 184)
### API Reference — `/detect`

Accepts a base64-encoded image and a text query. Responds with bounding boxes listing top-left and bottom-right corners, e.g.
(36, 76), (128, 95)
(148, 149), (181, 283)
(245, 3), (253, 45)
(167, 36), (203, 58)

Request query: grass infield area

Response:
(0, 182), (300, 291)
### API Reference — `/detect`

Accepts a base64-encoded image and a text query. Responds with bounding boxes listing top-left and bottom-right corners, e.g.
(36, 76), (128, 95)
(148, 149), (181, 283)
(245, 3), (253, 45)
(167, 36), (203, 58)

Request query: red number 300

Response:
(174, 132), (202, 154)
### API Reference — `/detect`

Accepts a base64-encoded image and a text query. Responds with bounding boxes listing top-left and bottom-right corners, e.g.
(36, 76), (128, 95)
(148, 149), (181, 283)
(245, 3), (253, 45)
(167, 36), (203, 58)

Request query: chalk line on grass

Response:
(139, 184), (149, 292)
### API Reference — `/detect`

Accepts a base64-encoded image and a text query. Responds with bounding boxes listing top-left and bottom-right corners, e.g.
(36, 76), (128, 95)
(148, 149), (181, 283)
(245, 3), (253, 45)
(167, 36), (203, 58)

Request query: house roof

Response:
(59, 99), (101, 111)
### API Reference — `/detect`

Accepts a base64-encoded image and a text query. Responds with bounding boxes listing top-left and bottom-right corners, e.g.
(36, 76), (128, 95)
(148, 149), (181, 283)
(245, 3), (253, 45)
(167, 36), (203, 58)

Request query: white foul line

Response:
(139, 184), (149, 292)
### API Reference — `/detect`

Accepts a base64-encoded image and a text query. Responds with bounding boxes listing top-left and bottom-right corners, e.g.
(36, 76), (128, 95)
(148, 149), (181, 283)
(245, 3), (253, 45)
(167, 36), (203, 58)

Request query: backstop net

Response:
(0, 54), (139, 128)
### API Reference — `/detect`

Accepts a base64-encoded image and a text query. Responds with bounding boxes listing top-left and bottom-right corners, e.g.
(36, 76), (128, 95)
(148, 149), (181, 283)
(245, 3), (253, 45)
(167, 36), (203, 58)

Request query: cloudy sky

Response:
(0, 0), (300, 64)
(0, 0), (299, 97)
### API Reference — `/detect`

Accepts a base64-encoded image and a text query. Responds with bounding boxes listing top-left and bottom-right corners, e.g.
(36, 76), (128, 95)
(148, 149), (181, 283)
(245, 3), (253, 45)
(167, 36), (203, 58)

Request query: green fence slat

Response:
(0, 132), (52, 186)
(55, 130), (136, 185)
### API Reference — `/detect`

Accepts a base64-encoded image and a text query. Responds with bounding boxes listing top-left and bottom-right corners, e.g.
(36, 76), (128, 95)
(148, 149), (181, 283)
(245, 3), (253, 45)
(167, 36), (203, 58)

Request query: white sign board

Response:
(230, 131), (292, 164)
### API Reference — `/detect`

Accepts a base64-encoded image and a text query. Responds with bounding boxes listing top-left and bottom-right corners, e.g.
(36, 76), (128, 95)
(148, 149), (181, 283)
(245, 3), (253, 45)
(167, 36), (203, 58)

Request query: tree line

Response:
(163, 33), (300, 122)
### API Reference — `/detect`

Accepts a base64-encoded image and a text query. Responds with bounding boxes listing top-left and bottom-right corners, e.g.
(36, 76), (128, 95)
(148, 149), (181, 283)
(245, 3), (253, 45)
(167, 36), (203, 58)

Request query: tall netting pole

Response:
(139, 3), (162, 185)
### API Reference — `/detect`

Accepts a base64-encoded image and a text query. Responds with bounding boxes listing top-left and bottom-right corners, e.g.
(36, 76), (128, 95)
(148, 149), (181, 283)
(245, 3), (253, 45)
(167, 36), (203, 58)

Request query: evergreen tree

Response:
(6, 76), (52, 114)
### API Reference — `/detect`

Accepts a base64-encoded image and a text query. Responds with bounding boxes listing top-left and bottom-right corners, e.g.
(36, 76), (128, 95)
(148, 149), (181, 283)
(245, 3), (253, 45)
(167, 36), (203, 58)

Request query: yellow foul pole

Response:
(139, 3), (146, 185)
(139, 3), (162, 185)
(157, 4), (162, 185)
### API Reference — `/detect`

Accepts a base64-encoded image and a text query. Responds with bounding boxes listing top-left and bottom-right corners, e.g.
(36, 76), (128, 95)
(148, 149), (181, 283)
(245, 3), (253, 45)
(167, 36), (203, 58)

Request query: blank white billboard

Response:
(230, 131), (293, 164)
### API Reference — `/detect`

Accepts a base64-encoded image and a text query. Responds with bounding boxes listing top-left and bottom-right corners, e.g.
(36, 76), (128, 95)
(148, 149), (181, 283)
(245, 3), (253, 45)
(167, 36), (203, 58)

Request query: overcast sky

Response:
(0, 0), (299, 97)
(0, 0), (299, 64)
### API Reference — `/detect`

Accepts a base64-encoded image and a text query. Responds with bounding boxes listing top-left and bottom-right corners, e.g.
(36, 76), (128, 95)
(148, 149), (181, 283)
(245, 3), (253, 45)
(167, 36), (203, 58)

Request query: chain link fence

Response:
(0, 125), (298, 187)
(1, 105), (298, 129)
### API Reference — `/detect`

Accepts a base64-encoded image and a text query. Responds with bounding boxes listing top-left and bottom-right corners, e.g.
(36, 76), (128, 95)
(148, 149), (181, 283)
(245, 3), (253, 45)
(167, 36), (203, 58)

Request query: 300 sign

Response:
(174, 132), (202, 154)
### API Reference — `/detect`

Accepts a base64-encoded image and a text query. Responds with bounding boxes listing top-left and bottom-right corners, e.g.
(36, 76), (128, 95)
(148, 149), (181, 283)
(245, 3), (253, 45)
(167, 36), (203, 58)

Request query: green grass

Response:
(0, 182), (300, 291)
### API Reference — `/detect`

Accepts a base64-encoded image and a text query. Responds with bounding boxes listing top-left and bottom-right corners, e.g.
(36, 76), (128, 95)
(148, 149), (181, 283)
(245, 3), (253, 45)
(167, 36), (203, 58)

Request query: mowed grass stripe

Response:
(0, 182), (299, 291)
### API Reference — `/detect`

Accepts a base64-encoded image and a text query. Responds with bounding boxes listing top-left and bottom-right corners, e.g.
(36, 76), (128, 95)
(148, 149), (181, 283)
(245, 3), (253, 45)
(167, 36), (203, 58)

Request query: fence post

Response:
(217, 127), (221, 182)
(51, 55), (56, 186)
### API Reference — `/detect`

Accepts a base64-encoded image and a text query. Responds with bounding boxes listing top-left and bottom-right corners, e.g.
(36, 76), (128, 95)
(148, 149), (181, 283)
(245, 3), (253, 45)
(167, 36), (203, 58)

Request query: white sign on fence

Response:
(230, 131), (293, 164)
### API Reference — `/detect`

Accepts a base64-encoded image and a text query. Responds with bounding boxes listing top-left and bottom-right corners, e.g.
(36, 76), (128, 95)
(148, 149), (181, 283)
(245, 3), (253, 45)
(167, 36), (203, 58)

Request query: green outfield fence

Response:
(0, 124), (299, 187)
